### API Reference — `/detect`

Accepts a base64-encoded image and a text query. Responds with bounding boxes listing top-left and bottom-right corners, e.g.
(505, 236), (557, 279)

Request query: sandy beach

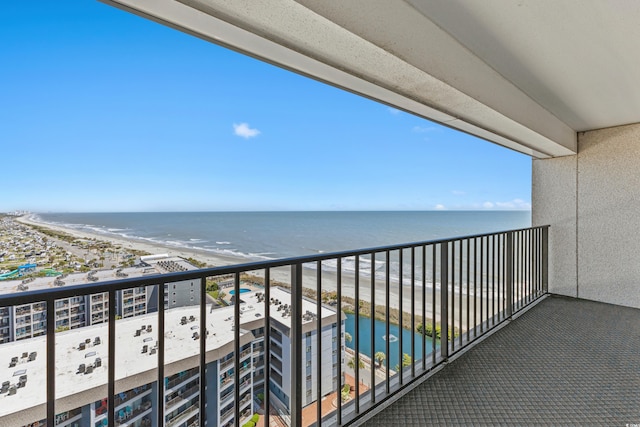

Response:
(15, 215), (493, 330)
(16, 215), (250, 269)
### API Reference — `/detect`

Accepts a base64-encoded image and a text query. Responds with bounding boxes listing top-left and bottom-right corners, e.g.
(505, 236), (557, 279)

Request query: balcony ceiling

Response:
(105, 0), (640, 159)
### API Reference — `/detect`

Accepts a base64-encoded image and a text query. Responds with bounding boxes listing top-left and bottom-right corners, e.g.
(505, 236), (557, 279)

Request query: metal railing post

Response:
(316, 261), (323, 425)
(542, 226), (549, 294)
(440, 242), (449, 361)
(290, 263), (303, 427)
(506, 232), (514, 319)
(108, 290), (116, 427)
(199, 278), (207, 427)
(157, 285), (166, 427)
(336, 259), (343, 424)
(233, 273), (241, 425)
(264, 268), (271, 427)
(46, 298), (56, 427)
(355, 255), (361, 404)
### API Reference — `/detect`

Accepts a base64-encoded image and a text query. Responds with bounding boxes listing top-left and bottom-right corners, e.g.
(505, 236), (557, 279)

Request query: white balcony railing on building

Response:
(0, 226), (547, 427)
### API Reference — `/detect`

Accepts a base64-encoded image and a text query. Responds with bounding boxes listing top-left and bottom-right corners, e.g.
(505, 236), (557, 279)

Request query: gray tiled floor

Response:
(367, 295), (640, 426)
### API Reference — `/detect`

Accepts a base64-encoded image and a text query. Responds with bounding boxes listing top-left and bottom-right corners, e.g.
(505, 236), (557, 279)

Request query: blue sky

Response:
(1, 2), (531, 213)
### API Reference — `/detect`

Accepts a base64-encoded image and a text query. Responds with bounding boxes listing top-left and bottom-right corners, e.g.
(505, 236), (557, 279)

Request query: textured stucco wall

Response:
(532, 155), (577, 297)
(577, 124), (640, 307)
(533, 122), (640, 308)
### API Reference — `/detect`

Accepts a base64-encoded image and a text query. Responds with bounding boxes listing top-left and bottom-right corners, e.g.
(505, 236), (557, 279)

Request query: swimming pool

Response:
(228, 288), (251, 295)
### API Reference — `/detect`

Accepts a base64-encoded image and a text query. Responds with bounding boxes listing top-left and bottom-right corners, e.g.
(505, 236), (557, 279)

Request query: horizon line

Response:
(13, 209), (533, 214)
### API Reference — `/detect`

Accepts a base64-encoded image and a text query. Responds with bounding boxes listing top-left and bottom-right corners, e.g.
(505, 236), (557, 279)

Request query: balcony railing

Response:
(166, 384), (199, 410)
(166, 370), (199, 391)
(0, 226), (547, 427)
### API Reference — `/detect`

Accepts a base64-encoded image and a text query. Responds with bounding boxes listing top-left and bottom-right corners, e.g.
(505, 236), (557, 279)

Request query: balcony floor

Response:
(367, 295), (640, 426)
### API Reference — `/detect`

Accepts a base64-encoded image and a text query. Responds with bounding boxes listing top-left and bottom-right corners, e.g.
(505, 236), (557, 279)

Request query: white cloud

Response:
(435, 204), (446, 210)
(495, 199), (531, 210)
(482, 199), (531, 210)
(233, 122), (260, 139)
(412, 125), (438, 133)
(387, 107), (401, 115)
(452, 190), (466, 196)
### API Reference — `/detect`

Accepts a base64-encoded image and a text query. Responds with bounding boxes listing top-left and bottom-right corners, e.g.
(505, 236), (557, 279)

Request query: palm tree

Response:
(344, 332), (352, 344)
(347, 356), (365, 370)
(374, 351), (386, 368)
(402, 353), (412, 367)
(394, 353), (412, 372)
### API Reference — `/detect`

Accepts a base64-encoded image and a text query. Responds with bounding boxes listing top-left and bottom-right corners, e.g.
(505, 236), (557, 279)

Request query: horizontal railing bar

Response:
(0, 226), (549, 307)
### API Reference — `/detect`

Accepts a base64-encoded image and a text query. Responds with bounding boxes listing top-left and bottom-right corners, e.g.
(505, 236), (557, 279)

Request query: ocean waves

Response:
(32, 210), (529, 290)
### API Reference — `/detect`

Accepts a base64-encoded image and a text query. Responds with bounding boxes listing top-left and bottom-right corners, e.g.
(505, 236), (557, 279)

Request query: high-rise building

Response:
(0, 286), (344, 427)
(0, 256), (201, 343)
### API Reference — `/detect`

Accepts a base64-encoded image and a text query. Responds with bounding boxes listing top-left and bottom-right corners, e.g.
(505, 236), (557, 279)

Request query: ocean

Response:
(34, 211), (530, 262)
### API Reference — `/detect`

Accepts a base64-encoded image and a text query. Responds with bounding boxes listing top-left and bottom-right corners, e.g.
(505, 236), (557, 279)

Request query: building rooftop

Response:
(266, 287), (339, 331)
(0, 288), (339, 421)
(0, 255), (194, 296)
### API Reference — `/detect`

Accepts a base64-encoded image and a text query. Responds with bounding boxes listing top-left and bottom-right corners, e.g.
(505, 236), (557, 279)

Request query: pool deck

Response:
(220, 282), (264, 303)
(365, 295), (640, 426)
(228, 288), (253, 295)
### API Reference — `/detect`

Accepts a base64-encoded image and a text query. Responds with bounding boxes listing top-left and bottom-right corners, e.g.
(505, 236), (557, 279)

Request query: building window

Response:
(306, 361), (311, 367)
(306, 346), (311, 353)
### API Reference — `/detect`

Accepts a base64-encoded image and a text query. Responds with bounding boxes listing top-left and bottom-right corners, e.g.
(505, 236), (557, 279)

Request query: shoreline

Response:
(16, 214), (251, 269)
(14, 215), (489, 328)
(15, 214), (349, 299)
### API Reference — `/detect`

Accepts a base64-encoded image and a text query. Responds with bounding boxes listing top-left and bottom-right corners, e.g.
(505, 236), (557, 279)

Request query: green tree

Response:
(417, 321), (458, 339)
(402, 353), (412, 367)
(344, 332), (352, 344)
(348, 356), (365, 370)
(341, 383), (351, 402)
(394, 353), (412, 372)
(374, 351), (386, 368)
(206, 279), (219, 292)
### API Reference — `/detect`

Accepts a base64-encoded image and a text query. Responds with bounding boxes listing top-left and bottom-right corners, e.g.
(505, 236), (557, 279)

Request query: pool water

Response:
(344, 313), (436, 368)
(228, 288), (251, 295)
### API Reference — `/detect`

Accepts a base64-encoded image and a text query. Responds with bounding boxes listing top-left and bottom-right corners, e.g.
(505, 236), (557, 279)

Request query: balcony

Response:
(165, 384), (199, 411)
(166, 403), (199, 427)
(0, 227), (554, 426)
(91, 295), (104, 303)
(113, 385), (150, 408)
(166, 369), (199, 391)
(366, 295), (640, 425)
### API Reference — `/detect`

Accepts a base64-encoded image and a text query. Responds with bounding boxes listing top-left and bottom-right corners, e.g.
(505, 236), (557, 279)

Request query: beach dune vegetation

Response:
(416, 321), (459, 340)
